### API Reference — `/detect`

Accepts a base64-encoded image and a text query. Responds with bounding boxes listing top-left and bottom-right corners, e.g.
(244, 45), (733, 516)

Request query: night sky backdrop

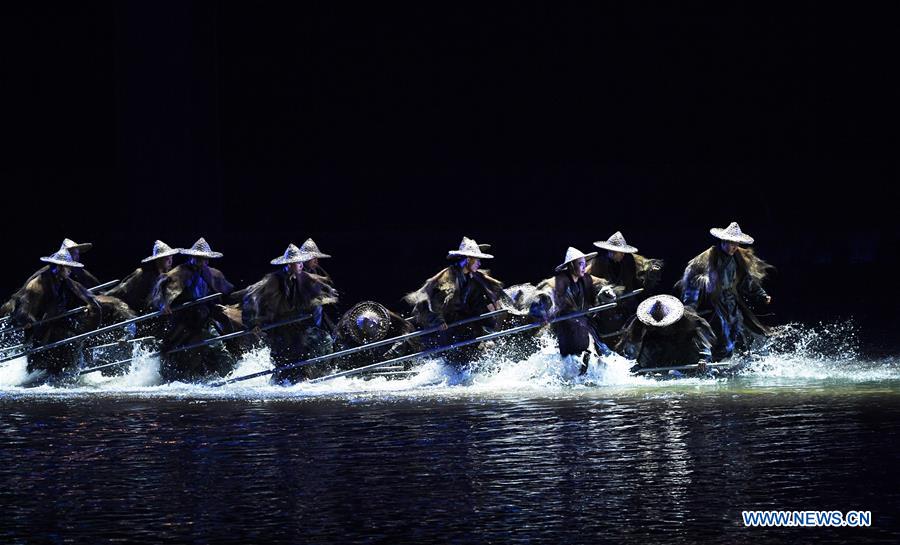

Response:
(3, 2), (897, 351)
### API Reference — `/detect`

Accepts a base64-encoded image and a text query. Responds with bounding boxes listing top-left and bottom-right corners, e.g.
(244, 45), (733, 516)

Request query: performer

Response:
(105, 240), (180, 313)
(617, 295), (715, 373)
(678, 222), (773, 361)
(242, 243), (338, 384)
(300, 238), (333, 285)
(9, 247), (102, 380)
(529, 247), (617, 372)
(404, 237), (506, 368)
(590, 231), (663, 343)
(150, 238), (236, 382)
(0, 238), (99, 317)
(333, 301), (416, 368)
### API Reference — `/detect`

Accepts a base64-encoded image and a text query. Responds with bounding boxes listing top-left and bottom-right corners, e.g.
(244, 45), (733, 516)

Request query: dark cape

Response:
(677, 245), (772, 361)
(9, 270), (102, 376)
(104, 265), (162, 314)
(616, 308), (715, 370)
(149, 262), (236, 382)
(242, 269), (338, 383)
(0, 265), (100, 317)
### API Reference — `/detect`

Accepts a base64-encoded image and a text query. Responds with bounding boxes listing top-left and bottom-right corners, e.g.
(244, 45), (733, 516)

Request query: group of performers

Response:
(0, 221), (772, 385)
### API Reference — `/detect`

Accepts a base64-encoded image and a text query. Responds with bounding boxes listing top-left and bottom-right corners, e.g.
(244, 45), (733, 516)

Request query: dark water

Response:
(2, 381), (899, 544)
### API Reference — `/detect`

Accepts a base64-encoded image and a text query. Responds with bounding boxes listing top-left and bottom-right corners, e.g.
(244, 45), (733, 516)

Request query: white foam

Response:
(1, 322), (898, 399)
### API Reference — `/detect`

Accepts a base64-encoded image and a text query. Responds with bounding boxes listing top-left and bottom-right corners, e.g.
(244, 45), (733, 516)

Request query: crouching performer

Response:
(617, 295), (716, 375)
(529, 247), (617, 373)
(333, 301), (416, 369)
(678, 222), (773, 362)
(10, 247), (103, 382)
(404, 237), (506, 369)
(150, 238), (236, 382)
(242, 243), (338, 384)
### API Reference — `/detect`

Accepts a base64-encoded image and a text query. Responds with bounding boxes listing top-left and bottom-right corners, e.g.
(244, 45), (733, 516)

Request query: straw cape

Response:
(593, 231), (638, 254)
(636, 295), (684, 327)
(710, 222), (755, 245)
(300, 238), (331, 259)
(555, 247), (597, 272)
(61, 238), (93, 253)
(181, 238), (224, 258)
(40, 247), (85, 268)
(447, 237), (494, 260)
(271, 244), (314, 265)
(141, 240), (180, 263)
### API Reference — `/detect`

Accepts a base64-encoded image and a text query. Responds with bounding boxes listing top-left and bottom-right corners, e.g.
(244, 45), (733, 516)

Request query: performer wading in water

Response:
(678, 222), (773, 361)
(405, 237), (507, 369)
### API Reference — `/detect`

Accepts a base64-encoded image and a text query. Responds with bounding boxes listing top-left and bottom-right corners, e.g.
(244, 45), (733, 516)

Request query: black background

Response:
(2, 2), (897, 351)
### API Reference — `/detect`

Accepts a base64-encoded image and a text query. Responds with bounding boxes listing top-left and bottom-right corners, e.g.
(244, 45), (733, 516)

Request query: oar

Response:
(87, 336), (156, 352)
(0, 279), (122, 334)
(77, 312), (313, 376)
(213, 288), (645, 387)
(632, 362), (734, 374)
(212, 307), (510, 386)
(0, 293), (222, 364)
(307, 301), (620, 384)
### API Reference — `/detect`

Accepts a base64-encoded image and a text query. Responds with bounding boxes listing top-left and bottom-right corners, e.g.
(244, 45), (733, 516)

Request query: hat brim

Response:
(181, 249), (224, 258)
(308, 252), (331, 259)
(271, 254), (314, 265)
(593, 241), (638, 254)
(448, 251), (494, 260)
(636, 295), (684, 327)
(67, 243), (93, 253)
(40, 256), (84, 268)
(710, 228), (754, 245)
(141, 248), (180, 263)
(555, 252), (598, 272)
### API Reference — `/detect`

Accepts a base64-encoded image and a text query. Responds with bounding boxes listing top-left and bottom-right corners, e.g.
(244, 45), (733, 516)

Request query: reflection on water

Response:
(1, 392), (898, 544)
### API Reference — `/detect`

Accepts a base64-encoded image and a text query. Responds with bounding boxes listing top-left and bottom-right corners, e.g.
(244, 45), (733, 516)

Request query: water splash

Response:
(1, 321), (898, 399)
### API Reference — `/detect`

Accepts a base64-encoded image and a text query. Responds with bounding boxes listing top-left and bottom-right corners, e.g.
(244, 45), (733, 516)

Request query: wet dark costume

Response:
(242, 270), (337, 384)
(150, 262), (236, 382)
(105, 265), (163, 314)
(678, 246), (772, 361)
(404, 265), (506, 367)
(10, 270), (102, 377)
(588, 253), (663, 341)
(616, 308), (715, 370)
(530, 273), (612, 358)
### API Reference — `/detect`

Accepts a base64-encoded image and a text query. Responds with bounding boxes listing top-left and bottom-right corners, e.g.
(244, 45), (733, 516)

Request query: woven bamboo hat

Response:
(447, 237), (493, 260)
(61, 238), (93, 253)
(271, 243), (315, 265)
(343, 301), (392, 344)
(710, 222), (754, 245)
(40, 247), (84, 268)
(181, 237), (223, 258)
(555, 247), (597, 272)
(637, 295), (684, 327)
(300, 238), (331, 259)
(593, 231), (638, 254)
(141, 240), (180, 263)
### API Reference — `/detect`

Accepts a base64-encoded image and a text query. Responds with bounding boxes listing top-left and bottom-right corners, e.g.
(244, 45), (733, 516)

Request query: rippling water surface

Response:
(1, 324), (899, 544)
